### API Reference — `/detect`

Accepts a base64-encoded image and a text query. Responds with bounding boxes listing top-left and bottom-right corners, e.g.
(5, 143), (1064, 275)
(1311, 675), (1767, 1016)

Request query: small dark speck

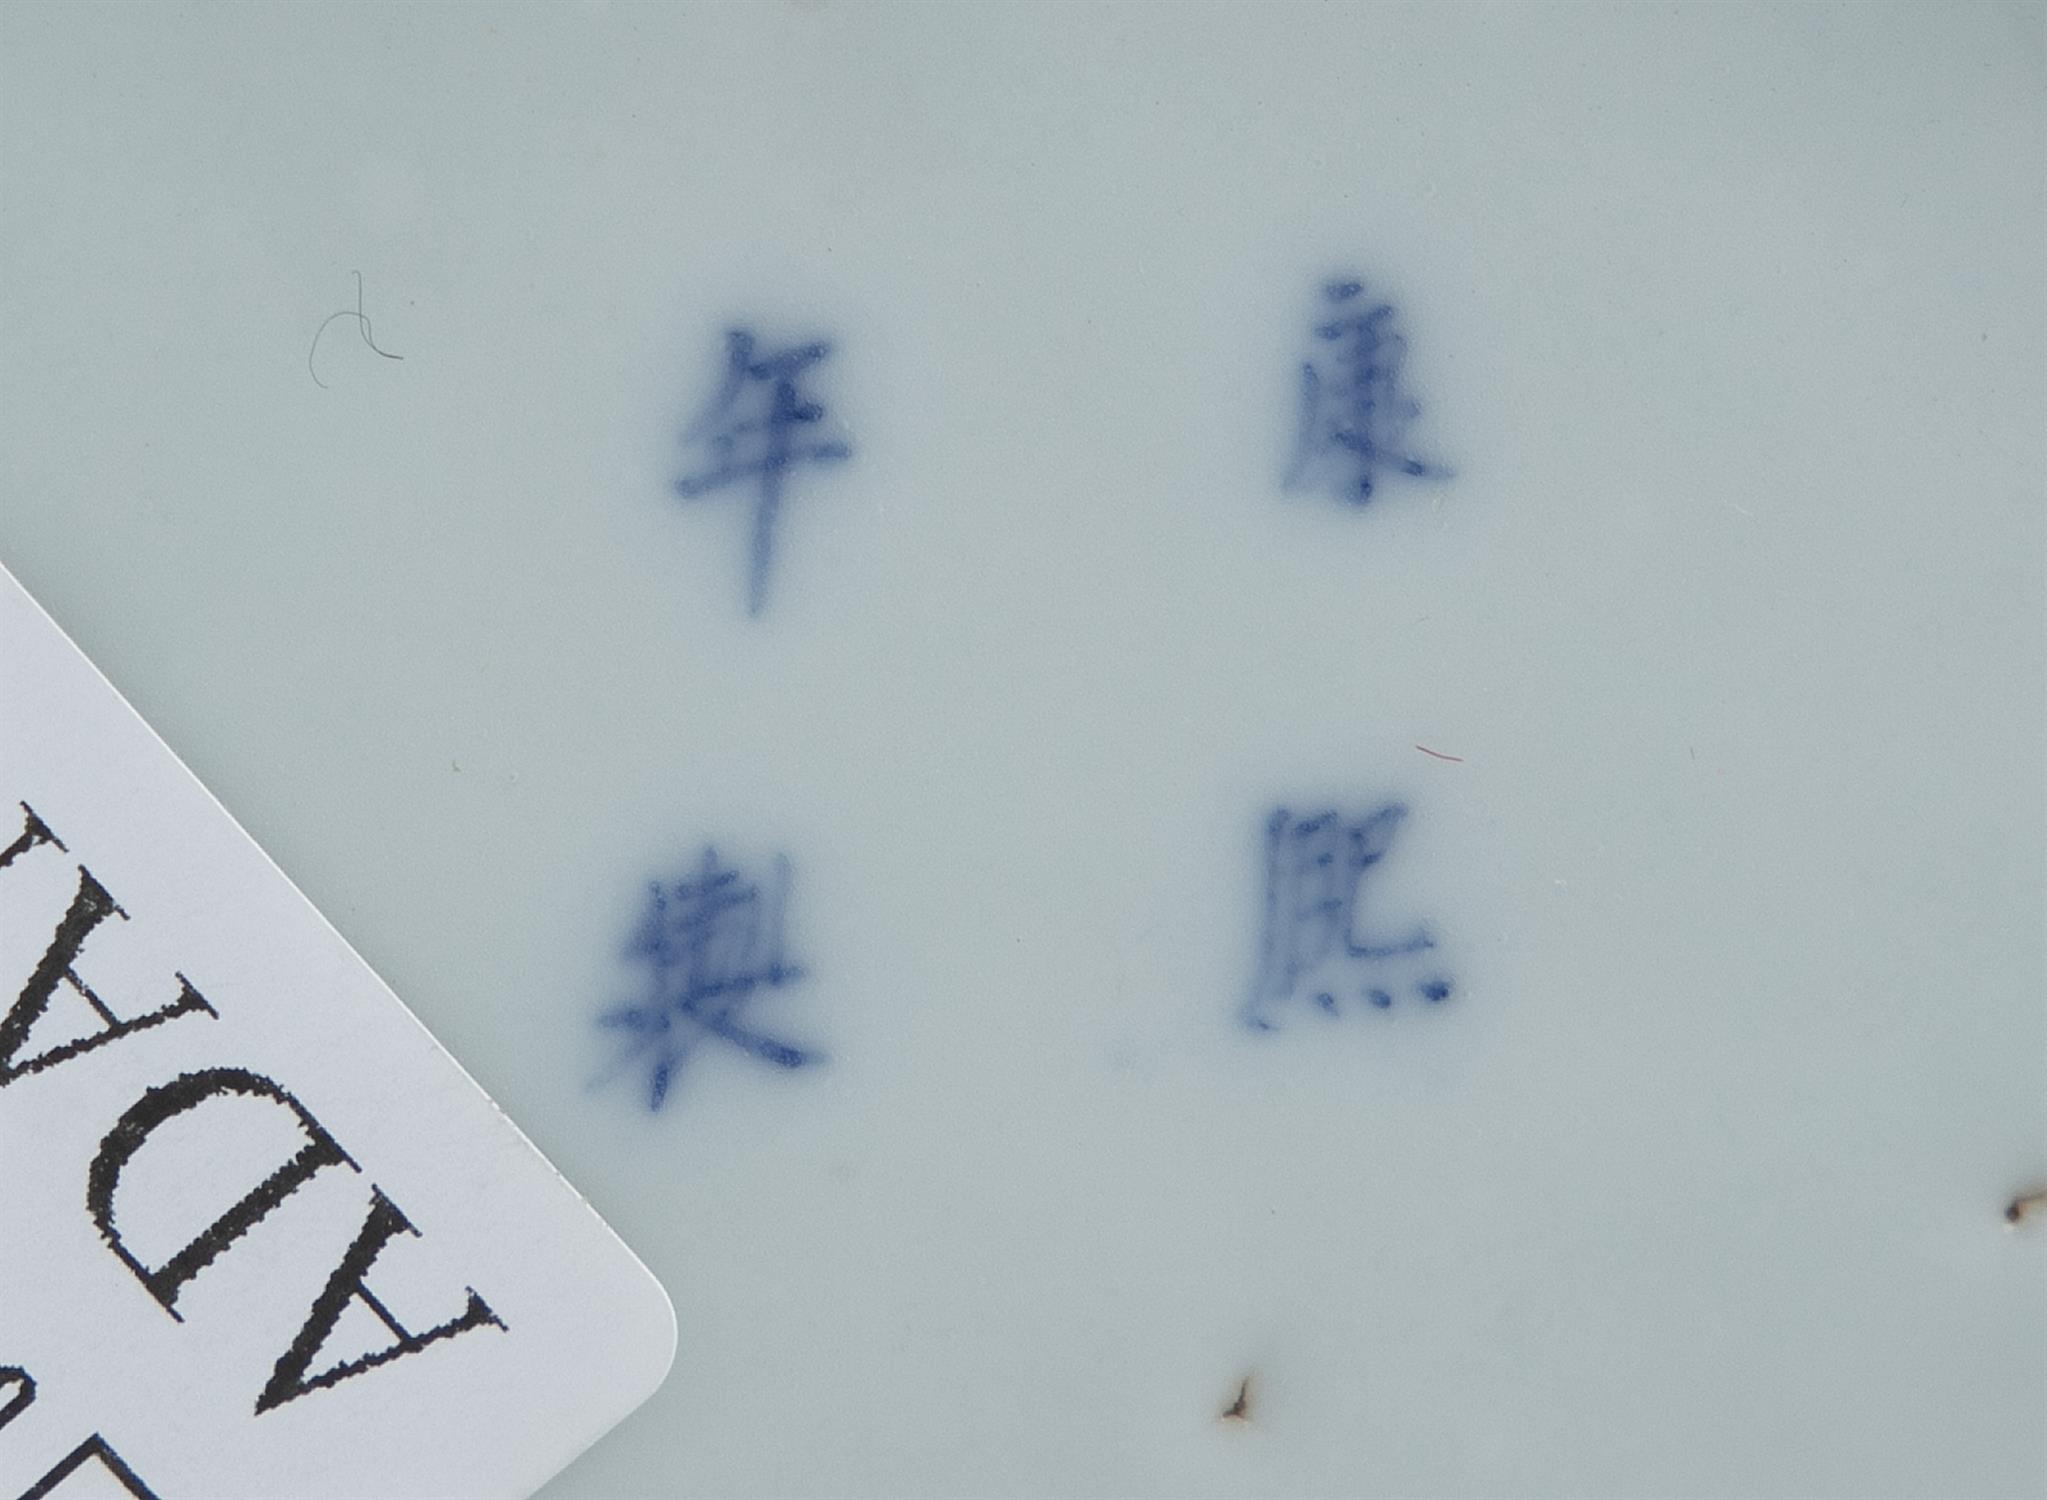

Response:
(1220, 1374), (1253, 1422)
(1417, 978), (1452, 1003)
(2005, 1186), (2047, 1226)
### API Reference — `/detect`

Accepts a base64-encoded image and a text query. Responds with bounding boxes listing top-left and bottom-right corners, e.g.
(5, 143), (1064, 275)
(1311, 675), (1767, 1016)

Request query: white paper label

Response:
(0, 564), (675, 1499)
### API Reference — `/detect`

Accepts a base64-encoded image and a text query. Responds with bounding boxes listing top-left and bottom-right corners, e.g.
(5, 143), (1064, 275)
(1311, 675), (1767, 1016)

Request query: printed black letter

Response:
(256, 1185), (504, 1414)
(87, 1069), (356, 1319)
(1, 853), (216, 1087)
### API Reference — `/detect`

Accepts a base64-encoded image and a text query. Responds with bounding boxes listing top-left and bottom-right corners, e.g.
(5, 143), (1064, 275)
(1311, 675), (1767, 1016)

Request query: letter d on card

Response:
(0, 563), (675, 1499)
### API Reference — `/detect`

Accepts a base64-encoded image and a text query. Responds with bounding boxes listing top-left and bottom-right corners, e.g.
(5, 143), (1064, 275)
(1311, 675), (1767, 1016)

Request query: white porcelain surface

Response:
(4, 5), (2042, 1496)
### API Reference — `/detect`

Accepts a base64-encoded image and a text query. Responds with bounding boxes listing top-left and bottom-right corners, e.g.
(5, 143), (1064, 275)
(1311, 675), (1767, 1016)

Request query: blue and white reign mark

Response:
(1283, 276), (1447, 506)
(1243, 804), (1455, 1031)
(675, 328), (852, 616)
(597, 848), (820, 1110)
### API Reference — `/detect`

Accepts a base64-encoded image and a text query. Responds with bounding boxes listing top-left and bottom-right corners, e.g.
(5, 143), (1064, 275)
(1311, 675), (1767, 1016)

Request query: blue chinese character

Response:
(676, 328), (852, 616)
(597, 848), (819, 1110)
(1242, 804), (1453, 1031)
(1283, 278), (1445, 506)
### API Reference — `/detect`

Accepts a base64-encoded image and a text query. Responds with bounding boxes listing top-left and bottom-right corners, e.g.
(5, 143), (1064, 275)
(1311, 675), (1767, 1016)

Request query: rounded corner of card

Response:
(631, 1268), (681, 1405)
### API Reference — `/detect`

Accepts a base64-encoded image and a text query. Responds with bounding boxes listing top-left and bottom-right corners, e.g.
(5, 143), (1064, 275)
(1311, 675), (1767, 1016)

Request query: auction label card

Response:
(0, 564), (675, 1499)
